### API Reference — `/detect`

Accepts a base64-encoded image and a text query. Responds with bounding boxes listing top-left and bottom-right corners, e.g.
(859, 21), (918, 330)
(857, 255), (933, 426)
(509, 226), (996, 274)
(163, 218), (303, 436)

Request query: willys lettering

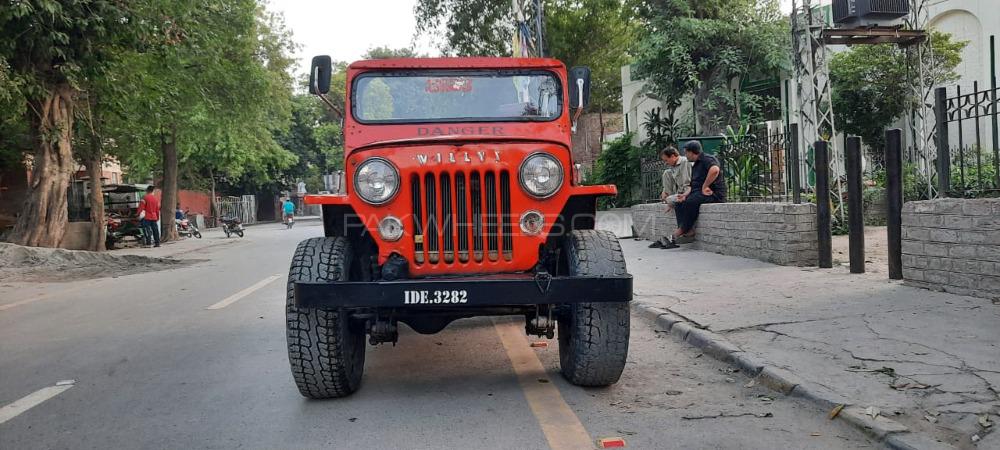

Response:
(417, 150), (502, 165)
(417, 126), (505, 136)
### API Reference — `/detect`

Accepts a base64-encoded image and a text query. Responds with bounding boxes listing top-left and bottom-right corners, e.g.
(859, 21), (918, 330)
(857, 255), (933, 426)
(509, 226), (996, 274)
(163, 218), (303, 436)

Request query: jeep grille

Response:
(410, 170), (513, 266)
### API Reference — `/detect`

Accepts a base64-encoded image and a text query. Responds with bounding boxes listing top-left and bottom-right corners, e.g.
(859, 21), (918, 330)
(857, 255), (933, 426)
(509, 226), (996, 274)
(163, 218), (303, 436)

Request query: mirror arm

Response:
(316, 93), (344, 119)
(311, 65), (343, 118)
(571, 78), (585, 132)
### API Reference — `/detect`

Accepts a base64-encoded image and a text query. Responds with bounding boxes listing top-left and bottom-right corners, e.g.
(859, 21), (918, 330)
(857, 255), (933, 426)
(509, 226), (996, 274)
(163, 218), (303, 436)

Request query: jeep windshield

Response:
(352, 70), (562, 124)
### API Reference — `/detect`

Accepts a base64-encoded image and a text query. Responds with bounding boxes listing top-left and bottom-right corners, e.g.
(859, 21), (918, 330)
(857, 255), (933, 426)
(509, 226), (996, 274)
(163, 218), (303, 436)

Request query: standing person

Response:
(671, 141), (726, 243)
(650, 146), (690, 249)
(138, 185), (161, 248)
(282, 197), (295, 229)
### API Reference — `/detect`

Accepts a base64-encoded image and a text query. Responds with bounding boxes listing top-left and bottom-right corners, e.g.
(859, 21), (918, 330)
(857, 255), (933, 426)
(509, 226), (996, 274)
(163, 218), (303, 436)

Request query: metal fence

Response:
(638, 131), (803, 204)
(717, 131), (797, 202)
(218, 195), (257, 226)
(937, 83), (1000, 198)
(639, 158), (668, 203)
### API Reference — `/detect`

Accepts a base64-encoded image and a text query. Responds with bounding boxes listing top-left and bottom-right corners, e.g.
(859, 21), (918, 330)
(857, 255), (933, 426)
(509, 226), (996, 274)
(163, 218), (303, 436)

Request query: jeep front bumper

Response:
(293, 274), (633, 308)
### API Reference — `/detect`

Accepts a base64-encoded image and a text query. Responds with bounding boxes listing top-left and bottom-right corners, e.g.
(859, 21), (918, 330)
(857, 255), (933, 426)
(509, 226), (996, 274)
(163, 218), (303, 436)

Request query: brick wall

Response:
(571, 112), (623, 172)
(901, 198), (1000, 299)
(630, 202), (818, 266)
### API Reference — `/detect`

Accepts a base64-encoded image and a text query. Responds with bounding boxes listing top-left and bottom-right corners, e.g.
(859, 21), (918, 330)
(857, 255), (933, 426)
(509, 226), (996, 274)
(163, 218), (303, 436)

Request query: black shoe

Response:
(661, 241), (680, 249)
(648, 241), (664, 248)
(154, 244), (161, 248)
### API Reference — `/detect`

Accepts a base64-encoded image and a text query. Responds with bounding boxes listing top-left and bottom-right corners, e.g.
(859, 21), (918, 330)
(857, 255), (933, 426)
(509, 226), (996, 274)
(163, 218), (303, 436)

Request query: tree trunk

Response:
(160, 126), (179, 242)
(209, 168), (218, 228)
(84, 151), (106, 252)
(8, 85), (76, 248)
(598, 105), (605, 146)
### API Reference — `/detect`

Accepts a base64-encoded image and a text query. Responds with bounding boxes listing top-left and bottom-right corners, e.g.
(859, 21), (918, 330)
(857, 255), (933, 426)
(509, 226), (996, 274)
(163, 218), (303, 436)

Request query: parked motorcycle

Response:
(105, 213), (145, 250)
(222, 217), (244, 238)
(176, 212), (202, 239)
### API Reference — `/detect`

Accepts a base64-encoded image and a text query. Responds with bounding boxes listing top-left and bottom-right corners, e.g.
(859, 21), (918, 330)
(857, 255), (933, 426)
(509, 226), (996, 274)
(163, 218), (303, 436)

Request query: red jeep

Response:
(286, 56), (632, 398)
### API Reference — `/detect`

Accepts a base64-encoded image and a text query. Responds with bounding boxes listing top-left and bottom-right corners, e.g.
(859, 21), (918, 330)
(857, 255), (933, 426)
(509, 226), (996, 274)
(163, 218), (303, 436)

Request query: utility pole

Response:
(534, 0), (545, 57)
(791, 0), (844, 220)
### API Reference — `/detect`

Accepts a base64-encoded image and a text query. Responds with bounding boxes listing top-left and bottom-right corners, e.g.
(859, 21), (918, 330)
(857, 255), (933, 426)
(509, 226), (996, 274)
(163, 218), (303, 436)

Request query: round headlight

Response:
(519, 153), (564, 198)
(354, 158), (400, 205)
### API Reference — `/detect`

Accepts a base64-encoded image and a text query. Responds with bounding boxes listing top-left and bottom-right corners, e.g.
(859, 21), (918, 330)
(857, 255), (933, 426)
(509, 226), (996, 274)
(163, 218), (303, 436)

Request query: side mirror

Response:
(309, 55), (332, 95)
(568, 66), (591, 110)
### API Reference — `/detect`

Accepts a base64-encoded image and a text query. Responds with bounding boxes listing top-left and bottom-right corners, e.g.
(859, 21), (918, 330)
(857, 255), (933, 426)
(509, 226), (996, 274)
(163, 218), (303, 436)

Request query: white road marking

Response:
(206, 274), (282, 310)
(0, 381), (75, 425)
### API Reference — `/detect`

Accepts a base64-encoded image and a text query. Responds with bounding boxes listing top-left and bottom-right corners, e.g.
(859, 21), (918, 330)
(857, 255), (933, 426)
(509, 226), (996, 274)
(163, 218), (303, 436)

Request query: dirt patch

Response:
(0, 243), (192, 282)
(832, 226), (889, 274)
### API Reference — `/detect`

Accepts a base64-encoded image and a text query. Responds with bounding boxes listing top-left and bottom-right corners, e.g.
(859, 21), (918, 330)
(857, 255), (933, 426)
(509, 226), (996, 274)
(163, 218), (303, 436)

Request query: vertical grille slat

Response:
(407, 167), (512, 268)
(485, 171), (498, 261)
(410, 175), (424, 264)
(440, 173), (454, 263)
(425, 174), (439, 264)
(471, 172), (483, 262)
(500, 171), (513, 260)
(456, 173), (469, 262)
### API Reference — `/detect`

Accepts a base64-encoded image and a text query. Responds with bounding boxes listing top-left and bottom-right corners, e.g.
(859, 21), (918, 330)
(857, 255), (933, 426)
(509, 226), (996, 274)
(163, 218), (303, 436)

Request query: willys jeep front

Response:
(285, 56), (632, 399)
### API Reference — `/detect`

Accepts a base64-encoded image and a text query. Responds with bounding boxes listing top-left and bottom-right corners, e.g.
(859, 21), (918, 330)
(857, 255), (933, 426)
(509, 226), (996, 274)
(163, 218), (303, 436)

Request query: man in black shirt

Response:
(670, 140), (726, 243)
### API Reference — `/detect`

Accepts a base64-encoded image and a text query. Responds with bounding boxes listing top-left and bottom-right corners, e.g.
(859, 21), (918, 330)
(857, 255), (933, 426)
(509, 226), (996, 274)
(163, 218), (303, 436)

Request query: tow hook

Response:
(533, 269), (553, 294)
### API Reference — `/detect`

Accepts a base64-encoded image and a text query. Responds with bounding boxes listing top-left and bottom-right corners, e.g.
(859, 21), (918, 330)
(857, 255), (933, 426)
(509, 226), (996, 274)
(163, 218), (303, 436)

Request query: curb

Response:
(633, 300), (956, 450)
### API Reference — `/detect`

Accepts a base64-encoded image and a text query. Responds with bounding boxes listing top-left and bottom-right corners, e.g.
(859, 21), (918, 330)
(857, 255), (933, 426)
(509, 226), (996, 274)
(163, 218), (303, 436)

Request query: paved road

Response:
(0, 223), (878, 449)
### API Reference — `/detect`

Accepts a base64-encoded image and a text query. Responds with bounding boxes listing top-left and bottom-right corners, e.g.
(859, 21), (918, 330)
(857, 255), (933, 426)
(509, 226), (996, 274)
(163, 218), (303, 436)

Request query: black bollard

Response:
(885, 129), (904, 280)
(815, 141), (832, 269)
(845, 136), (865, 273)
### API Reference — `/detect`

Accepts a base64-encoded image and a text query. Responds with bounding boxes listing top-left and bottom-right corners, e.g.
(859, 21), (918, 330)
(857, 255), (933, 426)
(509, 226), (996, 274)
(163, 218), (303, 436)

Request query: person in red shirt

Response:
(138, 185), (161, 247)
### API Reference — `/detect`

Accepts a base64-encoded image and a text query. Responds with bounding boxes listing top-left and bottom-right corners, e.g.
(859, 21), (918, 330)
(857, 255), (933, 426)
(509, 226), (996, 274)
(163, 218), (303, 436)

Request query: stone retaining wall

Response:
(630, 202), (818, 266)
(901, 198), (1000, 299)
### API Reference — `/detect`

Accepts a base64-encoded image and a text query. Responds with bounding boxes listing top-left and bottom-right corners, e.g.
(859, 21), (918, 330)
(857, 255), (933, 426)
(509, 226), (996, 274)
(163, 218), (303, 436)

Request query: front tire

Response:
(286, 237), (366, 398)
(558, 230), (630, 387)
(193, 230), (202, 239)
(236, 230), (244, 238)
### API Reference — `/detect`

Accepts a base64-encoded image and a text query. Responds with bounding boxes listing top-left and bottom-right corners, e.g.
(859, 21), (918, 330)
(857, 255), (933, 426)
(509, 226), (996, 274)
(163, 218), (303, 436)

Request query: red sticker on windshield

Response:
(426, 78), (473, 93)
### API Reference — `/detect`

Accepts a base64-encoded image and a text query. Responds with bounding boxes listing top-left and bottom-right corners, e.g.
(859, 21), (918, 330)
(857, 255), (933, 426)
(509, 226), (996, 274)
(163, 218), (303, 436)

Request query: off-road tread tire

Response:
(286, 237), (365, 399)
(558, 230), (630, 386)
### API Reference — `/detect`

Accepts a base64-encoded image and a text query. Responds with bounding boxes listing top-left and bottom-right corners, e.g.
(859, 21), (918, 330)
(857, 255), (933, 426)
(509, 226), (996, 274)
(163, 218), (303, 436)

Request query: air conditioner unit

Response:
(832, 0), (909, 27)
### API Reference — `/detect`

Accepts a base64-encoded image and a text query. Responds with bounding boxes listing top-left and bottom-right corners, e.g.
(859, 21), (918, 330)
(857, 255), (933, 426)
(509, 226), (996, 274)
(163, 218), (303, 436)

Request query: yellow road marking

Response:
(494, 320), (594, 450)
(206, 274), (282, 310)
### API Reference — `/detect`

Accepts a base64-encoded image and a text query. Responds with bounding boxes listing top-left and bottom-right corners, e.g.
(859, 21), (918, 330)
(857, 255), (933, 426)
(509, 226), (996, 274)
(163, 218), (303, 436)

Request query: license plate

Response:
(403, 290), (469, 305)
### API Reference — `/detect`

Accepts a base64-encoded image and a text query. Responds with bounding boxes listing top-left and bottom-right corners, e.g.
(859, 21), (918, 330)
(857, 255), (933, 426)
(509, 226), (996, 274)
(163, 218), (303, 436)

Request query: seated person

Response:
(650, 146), (691, 249)
(669, 140), (727, 245)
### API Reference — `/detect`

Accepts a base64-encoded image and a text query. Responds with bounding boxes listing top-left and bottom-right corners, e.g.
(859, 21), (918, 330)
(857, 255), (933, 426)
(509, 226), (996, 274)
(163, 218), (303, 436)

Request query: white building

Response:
(928, 0), (998, 93)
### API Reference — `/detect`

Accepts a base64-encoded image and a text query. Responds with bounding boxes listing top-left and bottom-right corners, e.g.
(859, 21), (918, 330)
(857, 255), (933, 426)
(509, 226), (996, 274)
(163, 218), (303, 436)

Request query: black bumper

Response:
(293, 274), (633, 308)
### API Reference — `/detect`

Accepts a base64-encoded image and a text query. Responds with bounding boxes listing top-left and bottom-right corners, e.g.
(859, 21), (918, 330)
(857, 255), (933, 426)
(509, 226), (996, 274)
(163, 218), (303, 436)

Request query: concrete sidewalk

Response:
(622, 238), (999, 449)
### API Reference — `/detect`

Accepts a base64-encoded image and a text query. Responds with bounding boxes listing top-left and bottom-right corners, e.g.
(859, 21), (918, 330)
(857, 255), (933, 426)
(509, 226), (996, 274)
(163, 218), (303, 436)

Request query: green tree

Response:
(111, 1), (296, 240)
(363, 46), (425, 59)
(0, 0), (140, 247)
(831, 30), (966, 152)
(414, 0), (635, 111)
(630, 0), (789, 134)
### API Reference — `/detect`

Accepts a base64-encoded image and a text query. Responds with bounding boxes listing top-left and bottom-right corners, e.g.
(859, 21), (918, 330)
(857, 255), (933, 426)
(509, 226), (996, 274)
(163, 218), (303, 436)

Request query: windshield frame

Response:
(350, 69), (564, 125)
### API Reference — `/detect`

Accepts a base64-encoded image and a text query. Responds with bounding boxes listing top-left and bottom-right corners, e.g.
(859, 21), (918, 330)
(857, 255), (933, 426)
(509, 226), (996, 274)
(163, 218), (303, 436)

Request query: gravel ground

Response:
(0, 243), (189, 282)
